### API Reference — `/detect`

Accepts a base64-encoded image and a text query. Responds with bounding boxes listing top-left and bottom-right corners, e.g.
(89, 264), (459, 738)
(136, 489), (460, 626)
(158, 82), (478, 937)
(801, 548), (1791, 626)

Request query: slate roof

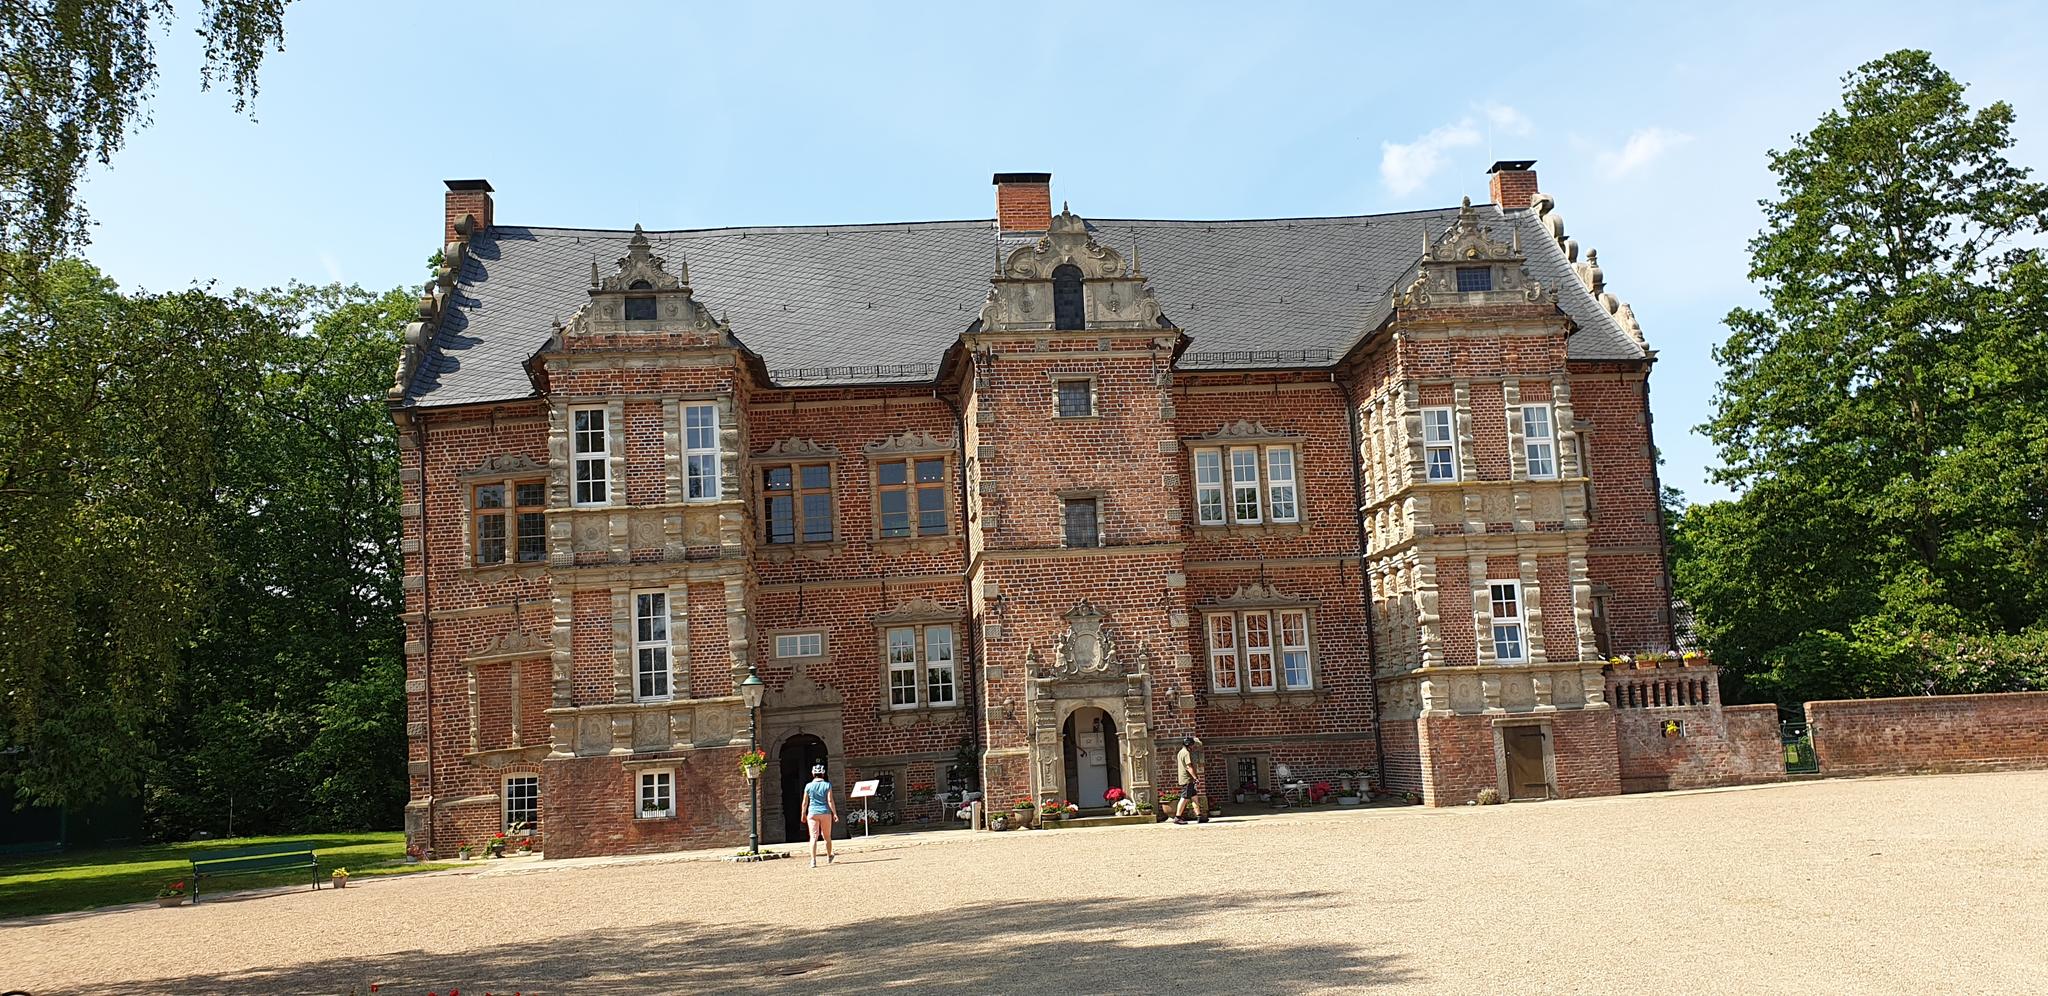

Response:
(402, 204), (1645, 408)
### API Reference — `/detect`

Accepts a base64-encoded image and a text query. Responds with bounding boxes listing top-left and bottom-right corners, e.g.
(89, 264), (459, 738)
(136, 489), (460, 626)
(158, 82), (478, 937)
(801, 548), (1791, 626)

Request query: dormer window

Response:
(624, 279), (657, 321)
(1456, 266), (1493, 292)
(1052, 263), (1085, 330)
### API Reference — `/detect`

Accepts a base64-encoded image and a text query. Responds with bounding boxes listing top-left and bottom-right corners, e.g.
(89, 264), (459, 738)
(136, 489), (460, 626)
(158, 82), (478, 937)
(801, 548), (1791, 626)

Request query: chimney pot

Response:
(1487, 160), (1538, 211)
(444, 179), (495, 244)
(992, 172), (1053, 233)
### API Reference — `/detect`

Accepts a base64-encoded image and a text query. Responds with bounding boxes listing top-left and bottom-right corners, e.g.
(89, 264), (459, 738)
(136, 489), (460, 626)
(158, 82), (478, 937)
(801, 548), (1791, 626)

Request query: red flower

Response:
(1103, 787), (1126, 803)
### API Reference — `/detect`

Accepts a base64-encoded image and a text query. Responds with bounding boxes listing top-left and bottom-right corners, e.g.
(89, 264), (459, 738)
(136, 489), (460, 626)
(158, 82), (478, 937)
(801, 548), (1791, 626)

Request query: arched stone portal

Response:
(1025, 602), (1155, 811)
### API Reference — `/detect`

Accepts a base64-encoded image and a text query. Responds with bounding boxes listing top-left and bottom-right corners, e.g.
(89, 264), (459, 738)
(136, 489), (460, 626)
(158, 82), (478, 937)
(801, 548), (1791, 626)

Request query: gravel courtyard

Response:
(8, 770), (2046, 995)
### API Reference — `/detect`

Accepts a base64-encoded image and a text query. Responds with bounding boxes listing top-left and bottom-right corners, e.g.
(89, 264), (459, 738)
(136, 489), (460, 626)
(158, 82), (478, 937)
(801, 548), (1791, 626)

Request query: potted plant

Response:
(1038, 799), (1069, 826)
(155, 880), (190, 908)
(456, 842), (473, 860)
(331, 868), (351, 889)
(739, 748), (768, 780)
(486, 831), (510, 857)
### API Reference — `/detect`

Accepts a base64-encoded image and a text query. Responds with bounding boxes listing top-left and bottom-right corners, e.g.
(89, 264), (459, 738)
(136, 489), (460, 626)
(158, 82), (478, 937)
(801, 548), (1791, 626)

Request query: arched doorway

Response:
(779, 733), (829, 842)
(1061, 706), (1123, 809)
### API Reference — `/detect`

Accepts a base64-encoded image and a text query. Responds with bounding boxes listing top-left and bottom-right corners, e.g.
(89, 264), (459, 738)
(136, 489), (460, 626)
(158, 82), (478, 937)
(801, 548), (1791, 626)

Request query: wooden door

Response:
(1505, 727), (1550, 800)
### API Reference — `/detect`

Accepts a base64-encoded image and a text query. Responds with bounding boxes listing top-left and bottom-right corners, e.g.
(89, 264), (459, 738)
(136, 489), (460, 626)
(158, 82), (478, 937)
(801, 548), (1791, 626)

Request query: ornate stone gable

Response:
(568, 225), (729, 338)
(978, 206), (1169, 333)
(1396, 197), (1556, 310)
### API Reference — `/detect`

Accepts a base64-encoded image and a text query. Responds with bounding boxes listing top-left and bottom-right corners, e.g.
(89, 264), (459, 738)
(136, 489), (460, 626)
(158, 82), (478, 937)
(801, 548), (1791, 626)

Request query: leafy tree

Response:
(150, 283), (411, 835)
(0, 257), (280, 807)
(1679, 50), (2048, 702)
(0, 1), (292, 268)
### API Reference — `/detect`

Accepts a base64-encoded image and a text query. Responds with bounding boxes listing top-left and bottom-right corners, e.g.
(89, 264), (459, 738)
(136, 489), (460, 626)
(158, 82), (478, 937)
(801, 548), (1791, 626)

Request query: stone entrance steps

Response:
(1045, 813), (1153, 830)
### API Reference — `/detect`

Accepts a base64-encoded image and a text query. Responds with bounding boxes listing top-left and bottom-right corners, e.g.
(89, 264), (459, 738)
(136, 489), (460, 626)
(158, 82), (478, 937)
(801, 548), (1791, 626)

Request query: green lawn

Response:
(0, 831), (458, 918)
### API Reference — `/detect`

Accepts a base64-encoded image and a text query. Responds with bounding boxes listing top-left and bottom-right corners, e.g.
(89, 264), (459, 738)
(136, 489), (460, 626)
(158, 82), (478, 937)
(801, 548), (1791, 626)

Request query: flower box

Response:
(157, 895), (187, 908)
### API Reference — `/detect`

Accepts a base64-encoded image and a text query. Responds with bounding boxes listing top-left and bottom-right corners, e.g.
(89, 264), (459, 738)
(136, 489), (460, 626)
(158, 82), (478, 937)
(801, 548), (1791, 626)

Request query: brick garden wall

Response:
(1806, 692), (2048, 777)
(1614, 702), (1785, 792)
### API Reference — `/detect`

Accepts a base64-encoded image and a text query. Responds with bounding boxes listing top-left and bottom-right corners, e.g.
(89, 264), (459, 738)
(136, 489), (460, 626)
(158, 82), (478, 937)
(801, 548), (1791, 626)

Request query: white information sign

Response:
(850, 779), (879, 799)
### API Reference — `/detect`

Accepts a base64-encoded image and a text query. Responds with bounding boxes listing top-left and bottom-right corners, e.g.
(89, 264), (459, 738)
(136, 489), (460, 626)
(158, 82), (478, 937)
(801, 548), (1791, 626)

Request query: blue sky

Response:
(77, 1), (2048, 502)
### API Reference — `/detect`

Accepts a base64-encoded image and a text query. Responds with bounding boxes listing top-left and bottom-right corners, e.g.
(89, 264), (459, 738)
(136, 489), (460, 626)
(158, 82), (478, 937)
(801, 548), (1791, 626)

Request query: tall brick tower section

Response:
(1356, 194), (1623, 804)
(966, 197), (1187, 812)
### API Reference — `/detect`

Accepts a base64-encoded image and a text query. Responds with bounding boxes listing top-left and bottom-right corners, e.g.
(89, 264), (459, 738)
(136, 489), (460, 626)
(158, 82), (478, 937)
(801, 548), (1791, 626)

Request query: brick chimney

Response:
(1487, 160), (1538, 210)
(444, 179), (494, 244)
(992, 172), (1052, 232)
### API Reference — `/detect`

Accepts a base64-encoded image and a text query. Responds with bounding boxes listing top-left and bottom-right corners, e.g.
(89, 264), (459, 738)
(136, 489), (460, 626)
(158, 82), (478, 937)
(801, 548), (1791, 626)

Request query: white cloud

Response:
(318, 250), (344, 283)
(1598, 127), (1695, 178)
(1479, 102), (1534, 137)
(1380, 121), (1482, 196)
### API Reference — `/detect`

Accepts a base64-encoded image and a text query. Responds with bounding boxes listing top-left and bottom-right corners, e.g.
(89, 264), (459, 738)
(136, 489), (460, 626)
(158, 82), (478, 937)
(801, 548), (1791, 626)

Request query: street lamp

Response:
(739, 665), (767, 857)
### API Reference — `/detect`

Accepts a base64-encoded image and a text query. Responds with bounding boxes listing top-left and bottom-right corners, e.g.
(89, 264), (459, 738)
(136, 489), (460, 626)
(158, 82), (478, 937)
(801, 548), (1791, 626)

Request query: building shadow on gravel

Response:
(53, 889), (1415, 994)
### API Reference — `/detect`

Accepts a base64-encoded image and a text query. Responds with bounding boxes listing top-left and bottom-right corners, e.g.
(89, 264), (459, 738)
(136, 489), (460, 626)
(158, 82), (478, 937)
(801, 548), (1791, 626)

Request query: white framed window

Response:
(1266, 447), (1298, 523)
(884, 623), (956, 709)
(774, 631), (824, 660)
(886, 627), (918, 709)
(571, 406), (610, 506)
(1208, 608), (1316, 693)
(1206, 613), (1240, 693)
(1489, 580), (1527, 663)
(503, 774), (538, 830)
(636, 769), (675, 819)
(1279, 610), (1312, 690)
(633, 591), (672, 700)
(1422, 407), (1457, 482)
(1194, 444), (1300, 526)
(684, 403), (720, 500)
(1229, 448), (1263, 524)
(925, 625), (957, 707)
(1244, 611), (1276, 691)
(1193, 449), (1226, 525)
(1522, 404), (1557, 479)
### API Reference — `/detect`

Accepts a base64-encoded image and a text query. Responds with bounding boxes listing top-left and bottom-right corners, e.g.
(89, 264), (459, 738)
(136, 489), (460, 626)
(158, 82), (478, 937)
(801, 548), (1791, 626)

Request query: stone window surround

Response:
(456, 455), (550, 576)
(1055, 487), (1107, 548)
(1487, 578), (1530, 664)
(771, 627), (828, 662)
(681, 401), (723, 502)
(1199, 585), (1322, 696)
(616, 584), (689, 705)
(757, 456), (839, 547)
(1048, 372), (1099, 420)
(630, 587), (676, 702)
(1185, 421), (1304, 530)
(470, 477), (547, 567)
(871, 599), (964, 719)
(636, 767), (677, 819)
(864, 430), (957, 546)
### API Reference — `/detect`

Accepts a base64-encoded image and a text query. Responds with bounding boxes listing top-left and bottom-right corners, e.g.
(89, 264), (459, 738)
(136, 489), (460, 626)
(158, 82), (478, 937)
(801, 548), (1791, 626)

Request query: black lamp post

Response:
(739, 665), (766, 857)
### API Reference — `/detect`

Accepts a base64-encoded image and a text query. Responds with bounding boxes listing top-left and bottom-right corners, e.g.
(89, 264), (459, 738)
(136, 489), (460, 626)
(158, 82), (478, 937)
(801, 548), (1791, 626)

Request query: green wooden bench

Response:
(188, 841), (320, 904)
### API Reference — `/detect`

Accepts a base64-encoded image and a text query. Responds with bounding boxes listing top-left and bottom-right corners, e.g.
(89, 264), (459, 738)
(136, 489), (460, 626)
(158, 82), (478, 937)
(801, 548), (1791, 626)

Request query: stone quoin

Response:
(389, 161), (1742, 859)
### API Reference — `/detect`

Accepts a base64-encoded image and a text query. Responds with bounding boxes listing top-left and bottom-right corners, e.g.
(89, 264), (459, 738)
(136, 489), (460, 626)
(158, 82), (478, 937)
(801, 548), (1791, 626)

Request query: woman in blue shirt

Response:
(804, 764), (837, 867)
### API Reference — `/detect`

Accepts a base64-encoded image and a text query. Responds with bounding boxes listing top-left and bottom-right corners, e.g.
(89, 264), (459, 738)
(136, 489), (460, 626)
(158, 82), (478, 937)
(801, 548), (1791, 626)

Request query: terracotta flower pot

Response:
(157, 895), (187, 908)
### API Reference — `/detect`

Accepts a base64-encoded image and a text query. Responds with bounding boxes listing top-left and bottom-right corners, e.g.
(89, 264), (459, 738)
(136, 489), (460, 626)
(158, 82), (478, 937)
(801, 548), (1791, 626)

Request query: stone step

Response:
(1045, 814), (1154, 830)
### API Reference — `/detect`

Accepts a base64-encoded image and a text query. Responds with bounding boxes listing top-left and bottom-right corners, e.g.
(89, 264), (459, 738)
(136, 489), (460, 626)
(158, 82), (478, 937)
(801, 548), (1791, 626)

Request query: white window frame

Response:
(1489, 580), (1528, 663)
(1522, 404), (1557, 480)
(1265, 446), (1298, 523)
(774, 631), (824, 660)
(886, 626), (919, 710)
(1193, 449), (1226, 526)
(636, 769), (675, 819)
(503, 774), (538, 831)
(924, 625), (957, 707)
(684, 402), (721, 501)
(1279, 609), (1312, 690)
(1422, 406), (1457, 483)
(633, 591), (672, 701)
(571, 406), (611, 507)
(1206, 613), (1240, 693)
(1228, 447), (1263, 524)
(1243, 610), (1277, 692)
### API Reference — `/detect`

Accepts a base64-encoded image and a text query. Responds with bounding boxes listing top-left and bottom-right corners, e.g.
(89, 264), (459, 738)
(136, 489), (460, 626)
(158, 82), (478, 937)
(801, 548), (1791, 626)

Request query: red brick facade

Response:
(390, 166), (1754, 860)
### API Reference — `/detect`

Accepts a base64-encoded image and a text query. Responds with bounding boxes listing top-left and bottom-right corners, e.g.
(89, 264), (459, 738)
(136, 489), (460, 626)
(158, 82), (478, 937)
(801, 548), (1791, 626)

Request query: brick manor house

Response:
(390, 162), (1769, 860)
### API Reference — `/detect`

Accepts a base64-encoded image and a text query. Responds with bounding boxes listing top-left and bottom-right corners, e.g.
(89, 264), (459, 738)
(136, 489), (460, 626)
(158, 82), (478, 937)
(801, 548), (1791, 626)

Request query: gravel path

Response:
(9, 770), (2046, 994)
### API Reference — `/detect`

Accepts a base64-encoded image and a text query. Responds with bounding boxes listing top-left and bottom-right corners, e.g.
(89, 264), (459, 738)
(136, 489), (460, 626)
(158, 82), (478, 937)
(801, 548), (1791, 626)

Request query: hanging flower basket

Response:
(739, 749), (768, 779)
